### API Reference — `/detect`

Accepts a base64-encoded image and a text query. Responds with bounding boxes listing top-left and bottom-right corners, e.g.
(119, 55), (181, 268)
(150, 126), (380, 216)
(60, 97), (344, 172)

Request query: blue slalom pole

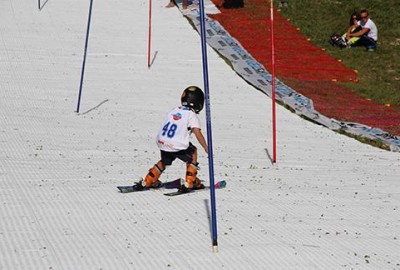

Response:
(198, 0), (218, 253)
(76, 0), (94, 113)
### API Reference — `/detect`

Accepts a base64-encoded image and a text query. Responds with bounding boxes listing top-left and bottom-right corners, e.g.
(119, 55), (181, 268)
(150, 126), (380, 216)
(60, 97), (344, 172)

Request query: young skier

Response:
(133, 86), (208, 192)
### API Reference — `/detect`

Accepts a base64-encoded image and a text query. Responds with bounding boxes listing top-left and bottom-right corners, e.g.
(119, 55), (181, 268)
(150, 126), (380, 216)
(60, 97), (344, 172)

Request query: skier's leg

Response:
(143, 150), (176, 188)
(172, 143), (203, 190)
(185, 149), (203, 189)
(185, 162), (198, 188)
(143, 161), (165, 187)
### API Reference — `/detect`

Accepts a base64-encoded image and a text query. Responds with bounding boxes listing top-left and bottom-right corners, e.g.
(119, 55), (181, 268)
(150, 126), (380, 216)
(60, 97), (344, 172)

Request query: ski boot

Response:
(130, 178), (163, 192)
(143, 163), (164, 188)
(180, 162), (205, 191)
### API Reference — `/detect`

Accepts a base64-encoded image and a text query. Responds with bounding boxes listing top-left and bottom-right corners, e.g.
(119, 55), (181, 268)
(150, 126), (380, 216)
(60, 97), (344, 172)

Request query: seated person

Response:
(343, 11), (362, 46)
(345, 9), (378, 50)
(330, 9), (377, 50)
(330, 10), (361, 48)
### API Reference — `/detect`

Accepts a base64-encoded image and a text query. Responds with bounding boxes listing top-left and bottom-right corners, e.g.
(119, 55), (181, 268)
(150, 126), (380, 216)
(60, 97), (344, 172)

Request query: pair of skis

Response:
(117, 179), (226, 196)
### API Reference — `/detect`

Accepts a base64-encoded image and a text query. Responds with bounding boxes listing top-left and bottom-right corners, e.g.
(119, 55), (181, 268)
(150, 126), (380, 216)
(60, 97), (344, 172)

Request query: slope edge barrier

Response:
(178, 5), (400, 152)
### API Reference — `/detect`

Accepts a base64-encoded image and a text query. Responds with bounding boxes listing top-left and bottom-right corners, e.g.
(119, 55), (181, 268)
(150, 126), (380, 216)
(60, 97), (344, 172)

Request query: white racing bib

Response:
(156, 106), (201, 152)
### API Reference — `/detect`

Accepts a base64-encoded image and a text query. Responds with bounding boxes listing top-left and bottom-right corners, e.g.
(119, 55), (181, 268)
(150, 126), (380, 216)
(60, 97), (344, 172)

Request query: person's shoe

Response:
(338, 37), (348, 48)
(329, 35), (338, 46)
(329, 35), (347, 48)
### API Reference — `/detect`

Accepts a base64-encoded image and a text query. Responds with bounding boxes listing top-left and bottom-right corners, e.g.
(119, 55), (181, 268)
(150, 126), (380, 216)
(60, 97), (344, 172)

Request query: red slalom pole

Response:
(270, 0), (277, 163)
(147, 0), (152, 68)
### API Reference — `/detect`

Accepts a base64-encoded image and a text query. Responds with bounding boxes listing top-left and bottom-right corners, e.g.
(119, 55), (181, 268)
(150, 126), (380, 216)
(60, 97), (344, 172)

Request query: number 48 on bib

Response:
(161, 122), (178, 138)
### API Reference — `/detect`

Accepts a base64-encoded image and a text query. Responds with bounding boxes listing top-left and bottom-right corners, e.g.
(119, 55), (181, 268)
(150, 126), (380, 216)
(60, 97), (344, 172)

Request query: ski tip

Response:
(117, 187), (130, 193)
(215, 180), (227, 188)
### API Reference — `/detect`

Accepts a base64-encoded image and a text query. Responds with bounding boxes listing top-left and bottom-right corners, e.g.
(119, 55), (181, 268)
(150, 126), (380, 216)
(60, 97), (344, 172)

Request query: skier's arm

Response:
(192, 127), (208, 154)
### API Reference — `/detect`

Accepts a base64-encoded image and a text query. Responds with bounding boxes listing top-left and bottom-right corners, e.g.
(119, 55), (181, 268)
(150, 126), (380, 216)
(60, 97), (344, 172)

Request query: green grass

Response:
(277, 0), (400, 107)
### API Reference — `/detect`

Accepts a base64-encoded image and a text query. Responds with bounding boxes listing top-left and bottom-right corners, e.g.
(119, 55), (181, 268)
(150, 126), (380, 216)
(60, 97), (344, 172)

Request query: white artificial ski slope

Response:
(0, 0), (399, 269)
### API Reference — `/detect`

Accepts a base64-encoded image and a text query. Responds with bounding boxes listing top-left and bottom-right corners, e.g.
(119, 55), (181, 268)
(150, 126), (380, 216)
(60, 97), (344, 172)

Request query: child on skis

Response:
(133, 86), (208, 192)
